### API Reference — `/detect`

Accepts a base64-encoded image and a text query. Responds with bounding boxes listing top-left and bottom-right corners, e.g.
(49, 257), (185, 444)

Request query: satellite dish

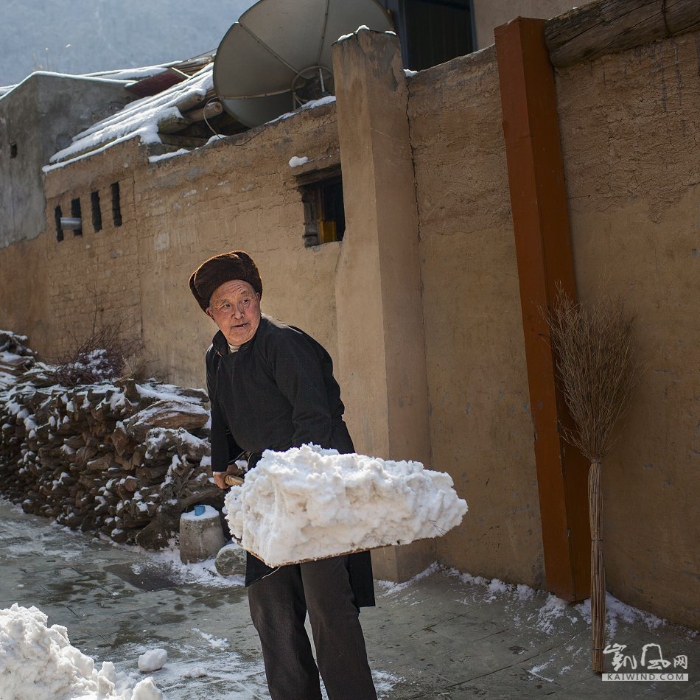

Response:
(214, 0), (393, 127)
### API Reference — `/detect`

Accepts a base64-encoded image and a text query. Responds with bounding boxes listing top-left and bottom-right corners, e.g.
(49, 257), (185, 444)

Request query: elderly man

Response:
(189, 250), (377, 700)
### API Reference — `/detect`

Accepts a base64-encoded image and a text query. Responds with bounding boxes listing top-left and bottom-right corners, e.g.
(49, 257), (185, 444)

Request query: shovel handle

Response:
(224, 474), (245, 487)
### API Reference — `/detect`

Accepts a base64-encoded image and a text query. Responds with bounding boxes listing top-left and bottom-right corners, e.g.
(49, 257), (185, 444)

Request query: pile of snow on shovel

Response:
(225, 444), (468, 567)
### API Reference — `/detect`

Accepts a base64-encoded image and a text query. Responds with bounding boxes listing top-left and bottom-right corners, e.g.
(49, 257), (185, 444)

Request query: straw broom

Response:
(545, 289), (639, 673)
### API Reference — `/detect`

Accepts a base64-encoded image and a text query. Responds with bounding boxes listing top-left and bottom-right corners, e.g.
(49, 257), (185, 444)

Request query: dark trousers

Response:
(248, 555), (377, 700)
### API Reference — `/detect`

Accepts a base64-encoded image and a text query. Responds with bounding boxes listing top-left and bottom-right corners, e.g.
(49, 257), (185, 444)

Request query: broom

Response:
(545, 289), (639, 673)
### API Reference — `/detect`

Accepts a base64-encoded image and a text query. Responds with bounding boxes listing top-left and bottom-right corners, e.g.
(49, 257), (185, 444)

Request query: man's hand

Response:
(213, 472), (228, 490)
(213, 463), (246, 489)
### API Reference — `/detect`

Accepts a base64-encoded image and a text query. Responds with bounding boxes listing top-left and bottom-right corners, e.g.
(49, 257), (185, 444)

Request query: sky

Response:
(0, 0), (256, 87)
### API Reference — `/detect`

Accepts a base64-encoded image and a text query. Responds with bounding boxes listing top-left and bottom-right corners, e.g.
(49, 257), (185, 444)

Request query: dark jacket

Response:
(206, 315), (374, 607)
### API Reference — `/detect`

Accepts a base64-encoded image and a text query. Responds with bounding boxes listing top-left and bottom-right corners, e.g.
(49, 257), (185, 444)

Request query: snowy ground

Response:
(0, 497), (697, 699)
(0, 498), (398, 699)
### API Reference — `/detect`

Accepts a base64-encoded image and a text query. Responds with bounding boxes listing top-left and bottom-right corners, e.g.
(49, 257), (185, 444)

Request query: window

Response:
(55, 206), (64, 242)
(71, 198), (83, 236)
(91, 191), (102, 232)
(10, 142), (18, 159)
(111, 182), (122, 227)
(379, 0), (474, 71)
(299, 174), (346, 248)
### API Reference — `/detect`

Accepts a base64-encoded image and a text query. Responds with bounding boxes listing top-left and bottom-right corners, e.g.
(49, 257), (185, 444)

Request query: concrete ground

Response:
(0, 498), (696, 699)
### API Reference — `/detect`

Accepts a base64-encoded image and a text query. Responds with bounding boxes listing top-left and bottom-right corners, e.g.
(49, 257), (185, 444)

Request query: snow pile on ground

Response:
(138, 648), (168, 673)
(225, 444), (468, 567)
(0, 604), (162, 700)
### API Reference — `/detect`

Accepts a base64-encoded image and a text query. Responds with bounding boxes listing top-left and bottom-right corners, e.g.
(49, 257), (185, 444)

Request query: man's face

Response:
(206, 279), (261, 346)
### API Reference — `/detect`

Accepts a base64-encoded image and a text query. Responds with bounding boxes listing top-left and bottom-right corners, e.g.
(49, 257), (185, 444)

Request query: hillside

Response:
(0, 0), (255, 86)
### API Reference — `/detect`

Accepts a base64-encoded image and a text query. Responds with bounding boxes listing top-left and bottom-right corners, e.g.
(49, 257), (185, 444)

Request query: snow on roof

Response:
(0, 70), (138, 100)
(44, 64), (214, 172)
(81, 64), (171, 81)
(0, 58), (203, 100)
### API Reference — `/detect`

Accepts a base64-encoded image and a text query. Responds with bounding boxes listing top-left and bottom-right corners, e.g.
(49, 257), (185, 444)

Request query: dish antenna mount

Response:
(214, 0), (393, 127)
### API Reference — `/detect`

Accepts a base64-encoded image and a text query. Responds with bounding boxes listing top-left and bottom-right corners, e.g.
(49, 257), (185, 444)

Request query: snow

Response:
(34, 51), (337, 172)
(148, 148), (189, 163)
(338, 25), (371, 42)
(45, 64), (214, 170)
(0, 371), (16, 389)
(2, 70), (138, 100)
(180, 504), (219, 521)
(225, 444), (468, 567)
(193, 629), (229, 651)
(438, 568), (671, 643)
(269, 95), (336, 124)
(0, 604), (162, 700)
(289, 155), (309, 168)
(131, 679), (163, 700)
(375, 562), (441, 596)
(132, 397), (208, 425)
(135, 383), (189, 401)
(535, 593), (571, 635)
(83, 65), (170, 82)
(528, 660), (555, 683)
(575, 591), (666, 639)
(138, 649), (168, 673)
(60, 348), (117, 383)
(127, 544), (242, 590)
(0, 351), (24, 365)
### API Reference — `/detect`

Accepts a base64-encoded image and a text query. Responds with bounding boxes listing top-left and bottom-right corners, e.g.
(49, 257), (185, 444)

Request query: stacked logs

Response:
(0, 332), (221, 549)
(0, 330), (36, 375)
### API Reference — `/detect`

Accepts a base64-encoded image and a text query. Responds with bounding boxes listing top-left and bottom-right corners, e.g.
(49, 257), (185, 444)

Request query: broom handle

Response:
(589, 460), (606, 673)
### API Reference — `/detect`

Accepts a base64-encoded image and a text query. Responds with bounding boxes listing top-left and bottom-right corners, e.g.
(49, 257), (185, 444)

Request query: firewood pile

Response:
(0, 331), (221, 549)
(0, 330), (36, 374)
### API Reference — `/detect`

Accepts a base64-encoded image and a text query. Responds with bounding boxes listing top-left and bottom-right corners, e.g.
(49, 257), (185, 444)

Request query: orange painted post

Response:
(495, 17), (590, 601)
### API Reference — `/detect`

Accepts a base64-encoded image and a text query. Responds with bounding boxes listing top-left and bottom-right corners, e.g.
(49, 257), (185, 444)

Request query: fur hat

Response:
(189, 250), (263, 312)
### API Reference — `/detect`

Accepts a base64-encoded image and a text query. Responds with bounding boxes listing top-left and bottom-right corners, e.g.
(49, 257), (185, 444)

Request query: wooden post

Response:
(495, 18), (590, 601)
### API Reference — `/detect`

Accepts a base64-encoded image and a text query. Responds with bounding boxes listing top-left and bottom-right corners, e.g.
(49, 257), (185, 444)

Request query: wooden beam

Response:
(546, 0), (700, 68)
(184, 100), (223, 123)
(495, 17), (590, 602)
(156, 113), (189, 135)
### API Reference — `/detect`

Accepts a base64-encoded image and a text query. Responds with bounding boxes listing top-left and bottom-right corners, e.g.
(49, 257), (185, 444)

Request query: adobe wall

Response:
(133, 104), (343, 390)
(40, 104), (342, 390)
(556, 32), (700, 626)
(43, 141), (143, 363)
(0, 234), (49, 352)
(407, 47), (546, 588)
